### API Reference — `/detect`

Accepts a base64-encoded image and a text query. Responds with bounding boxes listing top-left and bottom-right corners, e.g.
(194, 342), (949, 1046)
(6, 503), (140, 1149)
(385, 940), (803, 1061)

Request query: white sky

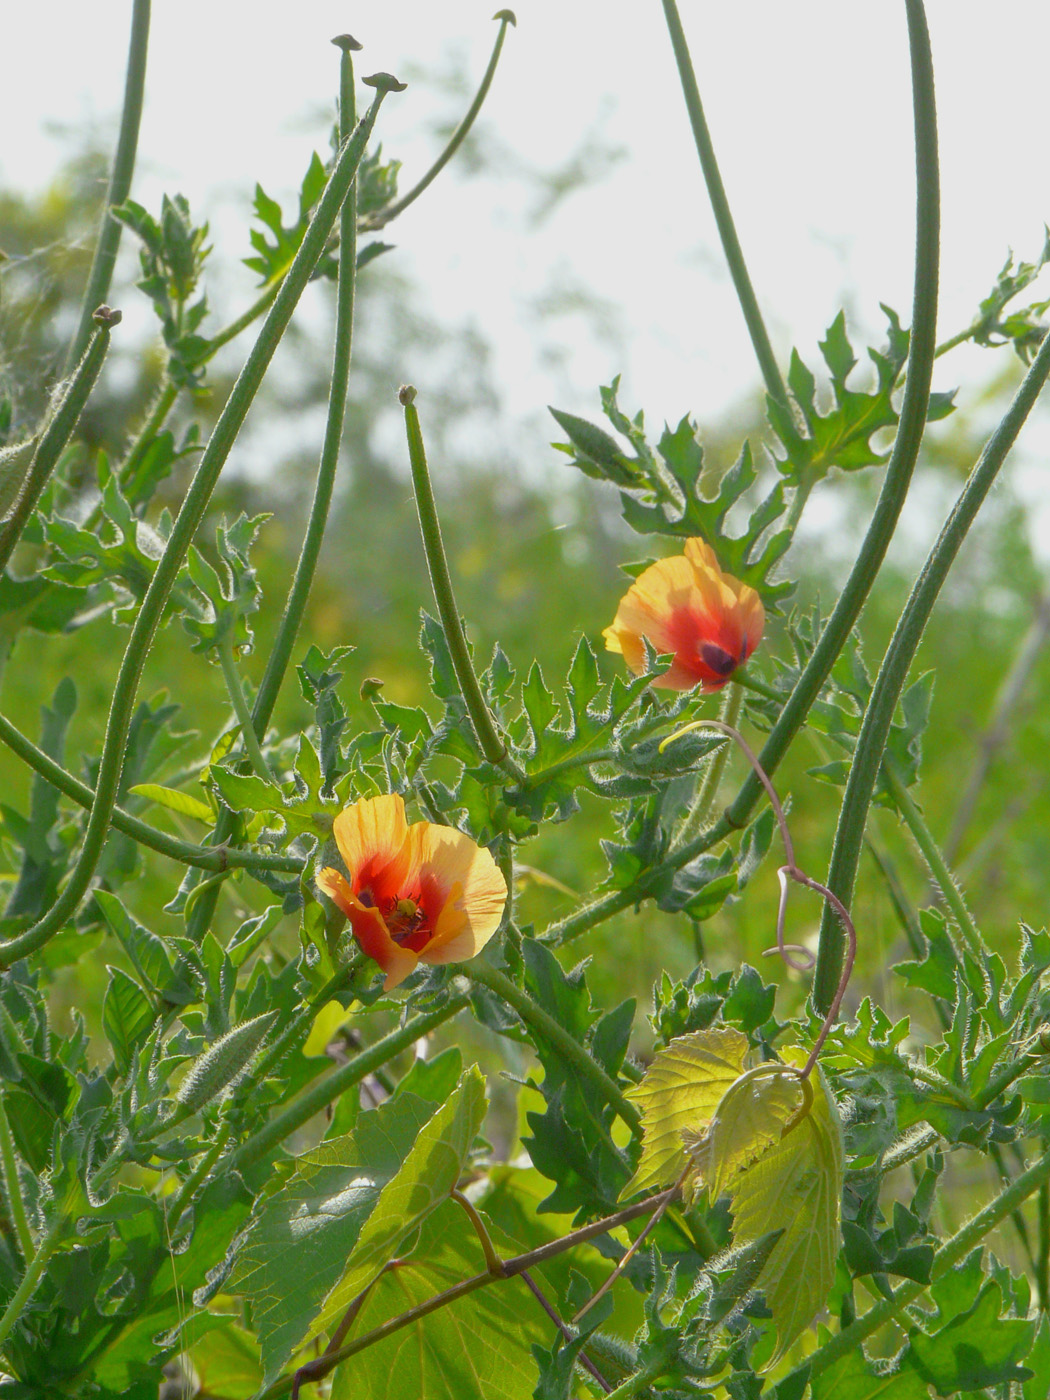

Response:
(4, 3), (1050, 534)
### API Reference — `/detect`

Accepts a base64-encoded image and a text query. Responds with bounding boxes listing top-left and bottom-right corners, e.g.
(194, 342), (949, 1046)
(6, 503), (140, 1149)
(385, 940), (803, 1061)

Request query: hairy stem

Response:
(0, 708), (299, 873)
(0, 1096), (33, 1262)
(814, 274), (1050, 1010)
(675, 683), (741, 847)
(0, 85), (396, 967)
(183, 49), (364, 944)
(252, 40), (360, 738)
(400, 389), (516, 772)
(361, 11), (516, 230)
(882, 758), (982, 954)
(0, 317), (117, 573)
(63, 0), (150, 371)
(467, 961), (641, 1135)
(723, 0), (940, 856)
(229, 993), (466, 1172)
(218, 639), (273, 781)
(787, 1138), (1050, 1384)
(0, 1218), (63, 1358)
(658, 0), (787, 408)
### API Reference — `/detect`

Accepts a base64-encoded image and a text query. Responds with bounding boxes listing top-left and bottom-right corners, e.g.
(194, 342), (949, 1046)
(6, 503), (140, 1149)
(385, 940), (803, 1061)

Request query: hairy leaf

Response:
(625, 1027), (748, 1196)
(727, 1058), (843, 1361)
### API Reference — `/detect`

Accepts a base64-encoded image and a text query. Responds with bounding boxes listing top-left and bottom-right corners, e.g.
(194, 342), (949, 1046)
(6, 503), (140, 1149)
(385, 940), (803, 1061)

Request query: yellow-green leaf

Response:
(625, 1027), (748, 1196)
(129, 782), (214, 824)
(303, 1065), (488, 1351)
(727, 1055), (844, 1361)
(707, 1065), (806, 1202)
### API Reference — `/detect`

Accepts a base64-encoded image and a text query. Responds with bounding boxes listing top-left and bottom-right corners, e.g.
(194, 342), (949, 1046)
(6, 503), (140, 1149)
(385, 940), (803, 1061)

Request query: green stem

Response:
(722, 0), (940, 854)
(117, 380), (179, 496)
(361, 12), (516, 230)
(730, 669), (783, 704)
(218, 638), (273, 783)
(252, 40), (359, 742)
(466, 962), (641, 1136)
(0, 1218), (62, 1358)
(603, 1354), (667, 1400)
(881, 758), (982, 955)
(401, 390), (516, 772)
(241, 961), (359, 1096)
(0, 318), (116, 574)
(0, 708), (300, 873)
(0, 1096), (33, 1262)
(185, 46), (363, 944)
(676, 683), (741, 847)
(1038, 1182), (1050, 1311)
(229, 993), (466, 1172)
(166, 1121), (231, 1233)
(0, 83), (397, 969)
(783, 469), (816, 536)
(659, 0), (788, 409)
(542, 816), (729, 946)
(813, 286), (1050, 1010)
(63, 0), (150, 372)
(786, 1138), (1050, 1385)
(943, 581), (1050, 862)
(192, 282), (281, 365)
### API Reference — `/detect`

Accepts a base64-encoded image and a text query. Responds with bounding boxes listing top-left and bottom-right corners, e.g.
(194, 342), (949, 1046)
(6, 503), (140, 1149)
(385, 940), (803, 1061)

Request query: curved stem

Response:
(0, 1096), (33, 1262)
(451, 1189), (504, 1276)
(0, 708), (299, 873)
(659, 0), (788, 409)
(813, 297), (1050, 1009)
(0, 319), (116, 573)
(723, 0), (940, 861)
(400, 390), (516, 772)
(466, 961), (641, 1135)
(63, 0), (150, 372)
(186, 47), (362, 943)
(229, 993), (467, 1172)
(219, 638), (273, 783)
(360, 12), (516, 231)
(241, 961), (360, 1099)
(0, 87), (396, 968)
(116, 380), (178, 498)
(252, 43), (359, 739)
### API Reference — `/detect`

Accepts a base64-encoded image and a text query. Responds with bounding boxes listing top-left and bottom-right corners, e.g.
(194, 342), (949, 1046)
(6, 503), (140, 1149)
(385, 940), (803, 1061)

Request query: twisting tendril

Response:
(660, 719), (857, 1081)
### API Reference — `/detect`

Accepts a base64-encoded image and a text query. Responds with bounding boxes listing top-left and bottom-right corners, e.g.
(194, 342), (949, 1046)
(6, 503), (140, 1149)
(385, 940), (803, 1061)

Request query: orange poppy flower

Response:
(316, 794), (507, 991)
(603, 538), (764, 692)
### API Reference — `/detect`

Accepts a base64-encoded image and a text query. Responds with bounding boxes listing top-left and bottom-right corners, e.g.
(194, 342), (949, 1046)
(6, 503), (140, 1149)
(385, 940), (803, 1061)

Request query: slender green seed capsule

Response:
(176, 1011), (279, 1114)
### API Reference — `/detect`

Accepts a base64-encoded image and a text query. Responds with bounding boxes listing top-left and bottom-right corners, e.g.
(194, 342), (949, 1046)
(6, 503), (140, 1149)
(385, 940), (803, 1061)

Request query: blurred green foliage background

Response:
(2, 139), (1048, 1083)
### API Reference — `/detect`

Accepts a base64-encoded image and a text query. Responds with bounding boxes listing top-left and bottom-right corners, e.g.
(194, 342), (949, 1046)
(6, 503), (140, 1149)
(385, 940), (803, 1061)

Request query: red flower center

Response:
(360, 878), (442, 952)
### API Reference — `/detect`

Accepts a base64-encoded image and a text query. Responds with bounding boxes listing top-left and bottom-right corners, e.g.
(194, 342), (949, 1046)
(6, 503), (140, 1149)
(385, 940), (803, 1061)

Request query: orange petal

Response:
(316, 865), (418, 991)
(415, 826), (507, 963)
(604, 540), (766, 692)
(331, 793), (415, 895)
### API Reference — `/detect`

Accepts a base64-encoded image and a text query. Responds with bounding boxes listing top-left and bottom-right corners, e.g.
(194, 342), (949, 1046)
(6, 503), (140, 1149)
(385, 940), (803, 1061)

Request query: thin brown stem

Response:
(263, 1189), (675, 1399)
(519, 1270), (612, 1394)
(573, 1166), (689, 1324)
(661, 718), (858, 1074)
